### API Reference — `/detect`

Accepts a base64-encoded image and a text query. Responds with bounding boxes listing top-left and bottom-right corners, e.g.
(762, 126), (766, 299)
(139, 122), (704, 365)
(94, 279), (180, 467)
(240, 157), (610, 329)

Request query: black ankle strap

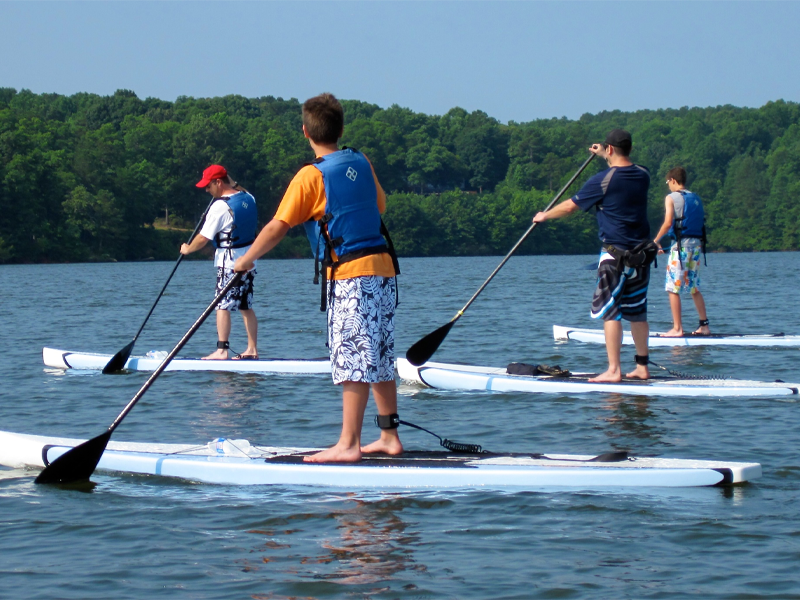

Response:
(634, 354), (649, 366)
(699, 319), (709, 327)
(375, 413), (400, 429)
(216, 341), (230, 350)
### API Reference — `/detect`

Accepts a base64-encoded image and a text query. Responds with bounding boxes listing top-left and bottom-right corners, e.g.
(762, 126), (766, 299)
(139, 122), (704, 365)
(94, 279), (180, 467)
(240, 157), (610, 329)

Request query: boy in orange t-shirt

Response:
(235, 93), (401, 463)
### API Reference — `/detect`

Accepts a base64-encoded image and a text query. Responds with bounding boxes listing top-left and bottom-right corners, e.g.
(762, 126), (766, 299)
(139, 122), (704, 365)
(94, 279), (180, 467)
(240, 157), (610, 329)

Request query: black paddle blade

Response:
(406, 321), (456, 366)
(102, 340), (135, 374)
(34, 430), (113, 484)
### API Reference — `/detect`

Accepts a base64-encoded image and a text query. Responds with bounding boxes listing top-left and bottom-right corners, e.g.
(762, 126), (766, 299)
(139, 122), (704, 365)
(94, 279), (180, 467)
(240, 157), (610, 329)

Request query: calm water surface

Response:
(1, 254), (800, 599)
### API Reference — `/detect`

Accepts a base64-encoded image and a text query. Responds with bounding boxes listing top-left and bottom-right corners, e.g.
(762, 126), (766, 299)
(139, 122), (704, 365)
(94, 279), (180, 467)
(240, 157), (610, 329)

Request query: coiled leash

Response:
(635, 354), (729, 381)
(374, 414), (630, 462)
(375, 413), (487, 454)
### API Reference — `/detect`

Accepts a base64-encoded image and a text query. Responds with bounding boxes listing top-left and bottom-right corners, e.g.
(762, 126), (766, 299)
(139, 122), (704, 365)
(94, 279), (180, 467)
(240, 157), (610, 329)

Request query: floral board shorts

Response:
(215, 267), (256, 311)
(665, 238), (702, 294)
(327, 276), (397, 385)
(590, 251), (650, 322)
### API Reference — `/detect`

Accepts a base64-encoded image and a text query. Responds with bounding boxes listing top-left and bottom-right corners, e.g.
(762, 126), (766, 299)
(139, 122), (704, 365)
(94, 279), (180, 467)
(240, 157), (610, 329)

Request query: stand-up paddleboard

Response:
(397, 358), (800, 398)
(553, 325), (800, 347)
(0, 431), (760, 488)
(43, 347), (330, 375)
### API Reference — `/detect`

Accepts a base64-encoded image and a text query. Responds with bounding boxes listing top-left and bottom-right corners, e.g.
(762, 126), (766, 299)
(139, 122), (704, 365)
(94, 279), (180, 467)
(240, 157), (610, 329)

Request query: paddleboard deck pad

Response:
(0, 431), (760, 488)
(553, 325), (800, 347)
(397, 358), (800, 398)
(43, 347), (330, 375)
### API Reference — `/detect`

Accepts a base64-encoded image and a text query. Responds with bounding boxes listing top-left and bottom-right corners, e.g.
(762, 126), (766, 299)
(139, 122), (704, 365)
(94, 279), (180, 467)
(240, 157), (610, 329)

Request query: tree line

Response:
(1, 87), (799, 264)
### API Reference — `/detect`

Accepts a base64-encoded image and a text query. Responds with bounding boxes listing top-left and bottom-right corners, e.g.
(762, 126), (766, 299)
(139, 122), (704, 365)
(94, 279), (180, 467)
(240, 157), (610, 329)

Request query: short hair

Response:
(303, 93), (344, 145)
(666, 167), (687, 185)
(610, 142), (631, 157)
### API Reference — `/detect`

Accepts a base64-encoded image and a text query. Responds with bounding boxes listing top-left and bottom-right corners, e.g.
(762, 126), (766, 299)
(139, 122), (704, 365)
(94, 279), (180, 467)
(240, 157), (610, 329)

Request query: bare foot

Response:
(661, 328), (684, 337)
(625, 365), (650, 380)
(361, 436), (403, 455)
(202, 349), (229, 360)
(588, 369), (622, 383)
(693, 325), (711, 336)
(303, 443), (362, 463)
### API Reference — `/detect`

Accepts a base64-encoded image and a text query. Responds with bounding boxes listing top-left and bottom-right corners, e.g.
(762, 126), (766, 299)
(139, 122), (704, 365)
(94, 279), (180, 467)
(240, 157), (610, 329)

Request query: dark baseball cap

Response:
(604, 129), (632, 150)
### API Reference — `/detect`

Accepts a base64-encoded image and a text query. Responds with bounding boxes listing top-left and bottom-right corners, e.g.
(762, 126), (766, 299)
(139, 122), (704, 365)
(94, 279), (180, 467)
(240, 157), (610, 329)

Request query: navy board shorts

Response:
(590, 250), (649, 322)
(215, 267), (256, 311)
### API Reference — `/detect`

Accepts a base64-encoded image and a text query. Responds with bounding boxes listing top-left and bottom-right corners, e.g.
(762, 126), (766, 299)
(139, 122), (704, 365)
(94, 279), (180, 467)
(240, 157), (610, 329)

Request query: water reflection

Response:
(597, 394), (666, 447)
(189, 372), (264, 433)
(245, 496), (423, 592)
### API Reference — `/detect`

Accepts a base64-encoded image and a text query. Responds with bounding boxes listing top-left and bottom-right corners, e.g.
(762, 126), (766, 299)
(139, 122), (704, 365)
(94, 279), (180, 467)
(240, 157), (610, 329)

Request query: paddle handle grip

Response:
(454, 152), (596, 318)
(108, 271), (244, 434)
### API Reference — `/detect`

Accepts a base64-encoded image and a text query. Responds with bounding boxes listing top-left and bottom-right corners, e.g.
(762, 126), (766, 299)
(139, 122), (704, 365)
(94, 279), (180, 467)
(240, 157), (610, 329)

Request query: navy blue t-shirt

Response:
(571, 164), (651, 250)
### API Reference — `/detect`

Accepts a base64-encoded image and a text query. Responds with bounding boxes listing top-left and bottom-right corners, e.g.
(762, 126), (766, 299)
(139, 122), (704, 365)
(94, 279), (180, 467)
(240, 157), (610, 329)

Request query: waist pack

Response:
(604, 240), (659, 270)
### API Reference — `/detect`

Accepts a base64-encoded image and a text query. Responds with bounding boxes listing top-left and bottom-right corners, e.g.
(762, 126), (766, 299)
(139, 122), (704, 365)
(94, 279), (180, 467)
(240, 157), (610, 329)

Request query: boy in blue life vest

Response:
(653, 167), (711, 336)
(180, 165), (260, 359)
(234, 93), (402, 463)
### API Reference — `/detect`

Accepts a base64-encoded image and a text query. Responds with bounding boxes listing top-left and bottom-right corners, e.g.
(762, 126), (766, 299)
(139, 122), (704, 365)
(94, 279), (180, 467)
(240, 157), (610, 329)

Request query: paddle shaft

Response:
(107, 271), (243, 434)
(130, 197), (216, 342)
(448, 152), (596, 322)
(35, 270), (244, 484)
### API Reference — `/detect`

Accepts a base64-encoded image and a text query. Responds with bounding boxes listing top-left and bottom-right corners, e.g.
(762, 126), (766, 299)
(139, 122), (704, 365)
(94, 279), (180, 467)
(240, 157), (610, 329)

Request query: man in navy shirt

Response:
(533, 129), (652, 382)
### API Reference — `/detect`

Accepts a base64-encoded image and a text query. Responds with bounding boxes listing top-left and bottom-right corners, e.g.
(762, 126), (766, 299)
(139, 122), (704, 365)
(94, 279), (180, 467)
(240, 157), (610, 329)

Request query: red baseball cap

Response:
(196, 165), (228, 188)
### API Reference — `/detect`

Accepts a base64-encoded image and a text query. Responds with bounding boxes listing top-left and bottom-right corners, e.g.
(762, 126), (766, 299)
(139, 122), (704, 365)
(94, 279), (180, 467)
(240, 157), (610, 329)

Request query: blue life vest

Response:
(213, 192), (257, 249)
(300, 148), (400, 312)
(303, 149), (387, 263)
(668, 190), (704, 240)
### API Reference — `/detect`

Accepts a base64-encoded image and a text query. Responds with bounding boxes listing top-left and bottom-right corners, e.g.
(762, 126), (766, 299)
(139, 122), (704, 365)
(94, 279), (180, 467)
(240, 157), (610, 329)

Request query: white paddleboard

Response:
(0, 430), (760, 488)
(43, 347), (331, 375)
(397, 358), (800, 398)
(553, 325), (800, 347)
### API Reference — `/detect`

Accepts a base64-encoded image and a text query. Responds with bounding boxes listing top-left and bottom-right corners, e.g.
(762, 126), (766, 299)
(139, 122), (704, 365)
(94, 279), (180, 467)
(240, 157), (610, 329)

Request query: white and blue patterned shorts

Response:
(327, 276), (396, 385)
(665, 238), (702, 294)
(215, 267), (256, 311)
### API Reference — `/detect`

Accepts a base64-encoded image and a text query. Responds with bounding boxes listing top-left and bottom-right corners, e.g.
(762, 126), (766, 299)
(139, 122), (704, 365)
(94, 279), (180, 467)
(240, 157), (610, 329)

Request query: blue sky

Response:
(3, 1), (799, 124)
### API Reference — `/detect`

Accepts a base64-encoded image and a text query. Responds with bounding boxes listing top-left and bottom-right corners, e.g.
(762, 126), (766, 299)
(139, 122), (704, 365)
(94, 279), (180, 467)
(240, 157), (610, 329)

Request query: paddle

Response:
(36, 271), (243, 484)
(101, 198), (216, 374)
(406, 152), (596, 366)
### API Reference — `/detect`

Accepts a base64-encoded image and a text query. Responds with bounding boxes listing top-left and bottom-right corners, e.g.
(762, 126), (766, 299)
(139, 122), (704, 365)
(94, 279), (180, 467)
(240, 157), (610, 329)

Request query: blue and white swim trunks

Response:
(590, 251), (650, 322)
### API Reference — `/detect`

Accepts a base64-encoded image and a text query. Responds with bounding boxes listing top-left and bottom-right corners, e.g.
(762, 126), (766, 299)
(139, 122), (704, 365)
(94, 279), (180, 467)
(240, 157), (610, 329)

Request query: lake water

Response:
(1, 254), (800, 599)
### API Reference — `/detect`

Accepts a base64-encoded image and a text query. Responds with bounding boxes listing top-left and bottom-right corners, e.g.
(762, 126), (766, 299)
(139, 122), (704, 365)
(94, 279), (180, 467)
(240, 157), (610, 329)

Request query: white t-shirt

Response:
(199, 196), (257, 269)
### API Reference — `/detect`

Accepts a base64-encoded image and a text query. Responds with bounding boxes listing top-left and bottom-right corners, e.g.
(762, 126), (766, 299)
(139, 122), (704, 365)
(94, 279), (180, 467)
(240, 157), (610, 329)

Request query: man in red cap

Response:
(180, 165), (260, 359)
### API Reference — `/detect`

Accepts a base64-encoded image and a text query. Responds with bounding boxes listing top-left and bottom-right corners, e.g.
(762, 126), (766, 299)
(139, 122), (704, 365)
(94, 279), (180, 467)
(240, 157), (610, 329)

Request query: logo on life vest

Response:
(241, 201), (249, 208)
(345, 167), (358, 181)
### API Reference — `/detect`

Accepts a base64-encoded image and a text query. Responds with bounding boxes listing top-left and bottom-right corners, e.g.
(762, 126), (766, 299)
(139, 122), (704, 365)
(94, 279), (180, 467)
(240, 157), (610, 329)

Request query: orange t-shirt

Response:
(273, 159), (396, 280)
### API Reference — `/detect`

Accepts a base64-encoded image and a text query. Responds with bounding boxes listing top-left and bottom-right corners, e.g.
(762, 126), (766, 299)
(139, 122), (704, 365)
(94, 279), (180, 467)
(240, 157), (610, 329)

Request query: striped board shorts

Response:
(590, 251), (649, 322)
(665, 238), (702, 294)
(327, 276), (397, 385)
(215, 267), (256, 311)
